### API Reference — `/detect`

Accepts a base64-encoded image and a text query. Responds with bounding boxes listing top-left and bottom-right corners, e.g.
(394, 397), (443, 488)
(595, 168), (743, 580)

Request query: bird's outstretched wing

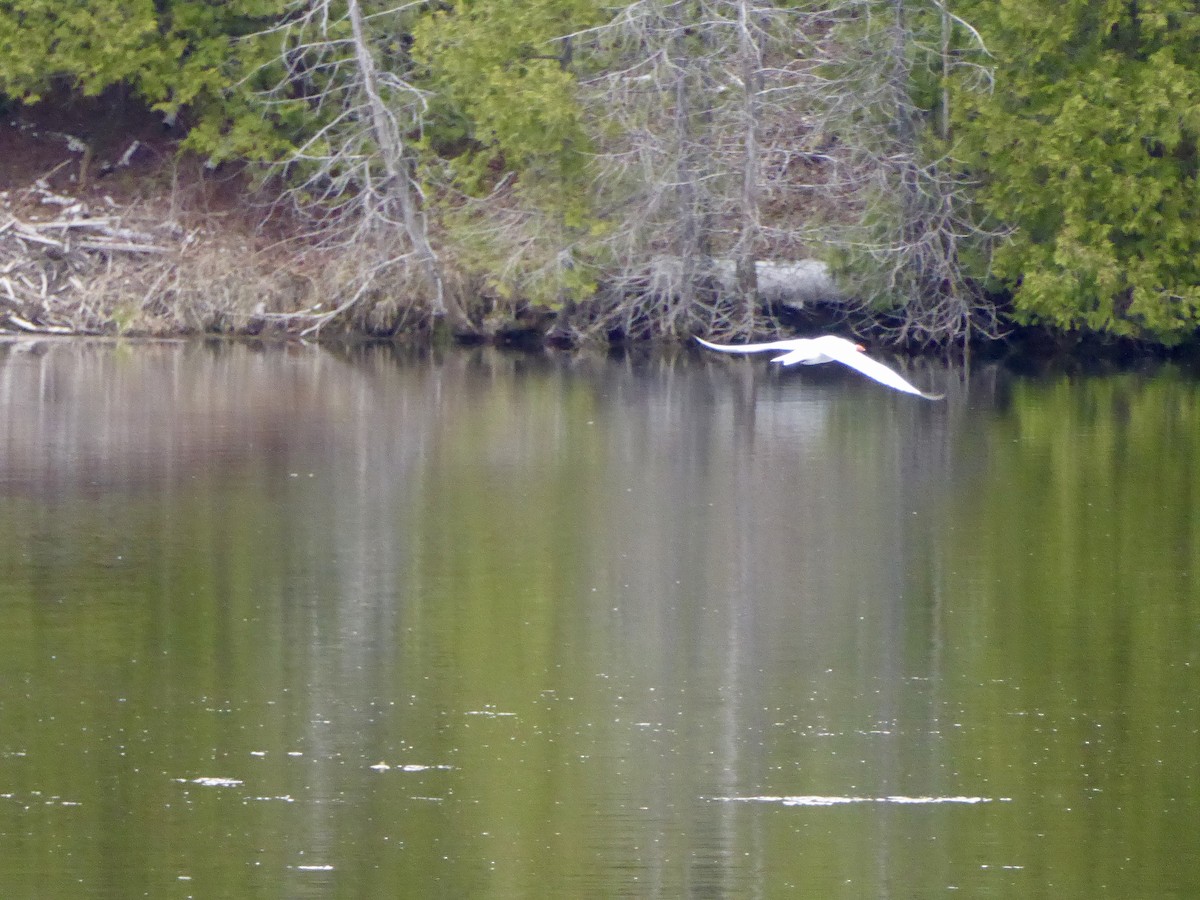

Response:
(694, 336), (806, 355)
(814, 337), (943, 400)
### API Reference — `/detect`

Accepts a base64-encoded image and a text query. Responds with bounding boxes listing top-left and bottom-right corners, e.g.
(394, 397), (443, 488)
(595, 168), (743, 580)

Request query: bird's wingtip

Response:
(694, 335), (738, 352)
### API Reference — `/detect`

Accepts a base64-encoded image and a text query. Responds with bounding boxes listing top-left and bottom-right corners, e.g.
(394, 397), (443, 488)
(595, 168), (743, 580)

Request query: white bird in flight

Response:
(695, 335), (943, 400)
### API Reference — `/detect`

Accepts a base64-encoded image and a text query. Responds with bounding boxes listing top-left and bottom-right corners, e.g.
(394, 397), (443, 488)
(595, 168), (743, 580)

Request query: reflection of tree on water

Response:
(671, 356), (961, 893)
(4, 341), (1198, 896)
(375, 348), (968, 893)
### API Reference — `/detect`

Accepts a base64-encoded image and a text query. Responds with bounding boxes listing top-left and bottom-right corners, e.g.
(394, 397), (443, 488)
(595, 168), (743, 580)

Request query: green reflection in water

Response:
(934, 373), (1200, 896)
(0, 342), (1198, 897)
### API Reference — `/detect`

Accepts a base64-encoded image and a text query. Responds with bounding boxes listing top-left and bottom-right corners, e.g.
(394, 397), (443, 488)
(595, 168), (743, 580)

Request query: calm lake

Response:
(1, 338), (1198, 898)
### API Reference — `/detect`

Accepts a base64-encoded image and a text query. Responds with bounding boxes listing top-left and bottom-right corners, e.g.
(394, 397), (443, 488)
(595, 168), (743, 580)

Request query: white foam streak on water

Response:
(714, 795), (1005, 807)
(182, 777), (244, 788)
(369, 762), (455, 772)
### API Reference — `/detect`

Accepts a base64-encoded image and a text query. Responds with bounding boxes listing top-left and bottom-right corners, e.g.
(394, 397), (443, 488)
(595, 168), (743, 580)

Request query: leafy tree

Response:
(413, 0), (595, 192)
(0, 1), (162, 101)
(0, 0), (281, 117)
(410, 0), (602, 308)
(951, 0), (1200, 343)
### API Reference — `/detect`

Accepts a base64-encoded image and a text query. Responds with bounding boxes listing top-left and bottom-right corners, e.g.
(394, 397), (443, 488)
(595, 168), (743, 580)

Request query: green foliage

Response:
(187, 1), (377, 166)
(411, 0), (605, 305)
(0, 1), (161, 100)
(6, 0), (1199, 344)
(156, 0), (285, 112)
(411, 0), (598, 194)
(951, 0), (1200, 343)
(0, 0), (285, 176)
(0, 0), (280, 104)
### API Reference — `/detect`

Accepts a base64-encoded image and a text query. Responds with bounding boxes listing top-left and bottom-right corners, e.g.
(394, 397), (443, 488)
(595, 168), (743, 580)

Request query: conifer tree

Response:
(951, 0), (1200, 342)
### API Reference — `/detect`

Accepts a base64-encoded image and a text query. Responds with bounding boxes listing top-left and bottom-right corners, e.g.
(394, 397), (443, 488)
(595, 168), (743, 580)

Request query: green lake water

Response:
(1, 339), (1198, 897)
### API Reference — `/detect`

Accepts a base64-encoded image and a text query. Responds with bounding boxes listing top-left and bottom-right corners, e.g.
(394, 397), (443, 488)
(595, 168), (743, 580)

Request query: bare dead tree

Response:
(239, 0), (995, 348)
(733, 0), (764, 331)
(564, 0), (721, 340)
(802, 0), (1002, 350)
(250, 0), (467, 334)
(569, 0), (839, 342)
(565, 0), (998, 349)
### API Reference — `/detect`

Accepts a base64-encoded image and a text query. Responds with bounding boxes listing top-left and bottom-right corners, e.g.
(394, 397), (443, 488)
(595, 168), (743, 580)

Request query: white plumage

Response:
(695, 335), (943, 400)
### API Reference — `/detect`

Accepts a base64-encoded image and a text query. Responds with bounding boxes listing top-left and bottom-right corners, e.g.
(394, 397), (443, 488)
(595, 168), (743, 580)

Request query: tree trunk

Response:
(346, 0), (467, 329)
(734, 0), (762, 333)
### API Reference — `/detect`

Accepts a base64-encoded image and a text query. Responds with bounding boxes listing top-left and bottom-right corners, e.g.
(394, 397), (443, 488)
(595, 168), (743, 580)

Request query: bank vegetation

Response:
(1, 0), (1197, 351)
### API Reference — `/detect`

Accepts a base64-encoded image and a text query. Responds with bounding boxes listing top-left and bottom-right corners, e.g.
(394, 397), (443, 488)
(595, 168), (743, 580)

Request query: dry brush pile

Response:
(0, 179), (339, 338)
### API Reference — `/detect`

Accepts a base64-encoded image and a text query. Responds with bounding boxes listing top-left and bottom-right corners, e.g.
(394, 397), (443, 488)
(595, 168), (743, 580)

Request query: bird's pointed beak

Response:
(854, 343), (866, 352)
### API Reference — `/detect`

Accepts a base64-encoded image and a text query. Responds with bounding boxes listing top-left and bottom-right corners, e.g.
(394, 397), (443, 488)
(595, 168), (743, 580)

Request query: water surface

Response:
(1, 339), (1197, 897)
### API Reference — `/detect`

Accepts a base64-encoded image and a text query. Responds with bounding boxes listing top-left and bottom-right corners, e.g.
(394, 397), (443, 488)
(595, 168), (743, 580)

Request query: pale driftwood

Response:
(710, 258), (840, 308)
(1, 191), (173, 333)
(6, 224), (64, 248)
(76, 241), (169, 255)
(6, 213), (164, 251)
(5, 314), (75, 335)
(646, 256), (840, 308)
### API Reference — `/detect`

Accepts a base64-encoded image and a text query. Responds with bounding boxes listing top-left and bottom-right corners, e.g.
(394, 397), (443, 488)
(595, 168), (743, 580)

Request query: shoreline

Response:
(2, 126), (1196, 362)
(3, 328), (1197, 381)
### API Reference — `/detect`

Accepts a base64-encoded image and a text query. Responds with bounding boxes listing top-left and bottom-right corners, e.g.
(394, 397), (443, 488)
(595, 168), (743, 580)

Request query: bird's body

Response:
(695, 335), (943, 400)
